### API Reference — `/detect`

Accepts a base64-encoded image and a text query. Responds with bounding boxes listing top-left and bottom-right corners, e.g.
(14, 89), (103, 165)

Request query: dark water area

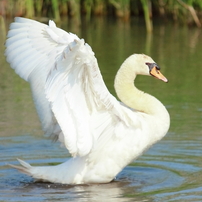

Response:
(0, 17), (202, 201)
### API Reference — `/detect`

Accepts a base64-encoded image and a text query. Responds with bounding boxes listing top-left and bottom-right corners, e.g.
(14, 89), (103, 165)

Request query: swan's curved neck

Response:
(114, 61), (169, 121)
(114, 55), (170, 144)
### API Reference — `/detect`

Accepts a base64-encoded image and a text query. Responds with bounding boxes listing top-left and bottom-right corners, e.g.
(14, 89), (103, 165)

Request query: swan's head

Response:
(124, 54), (168, 82)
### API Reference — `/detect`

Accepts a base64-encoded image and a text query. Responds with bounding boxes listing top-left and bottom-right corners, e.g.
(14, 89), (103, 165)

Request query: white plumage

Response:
(5, 17), (170, 184)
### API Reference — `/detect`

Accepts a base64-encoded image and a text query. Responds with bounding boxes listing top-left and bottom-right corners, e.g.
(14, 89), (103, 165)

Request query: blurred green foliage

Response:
(0, 0), (202, 31)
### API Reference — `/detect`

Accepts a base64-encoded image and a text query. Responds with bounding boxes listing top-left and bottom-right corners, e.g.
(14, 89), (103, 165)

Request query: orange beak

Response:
(150, 66), (168, 83)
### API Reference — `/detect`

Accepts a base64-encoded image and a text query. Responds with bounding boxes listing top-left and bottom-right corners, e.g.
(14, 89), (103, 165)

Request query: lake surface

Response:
(0, 17), (202, 201)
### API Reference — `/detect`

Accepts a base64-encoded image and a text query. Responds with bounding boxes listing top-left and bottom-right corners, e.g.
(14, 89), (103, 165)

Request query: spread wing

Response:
(5, 17), (141, 157)
(5, 17), (79, 137)
(45, 38), (141, 157)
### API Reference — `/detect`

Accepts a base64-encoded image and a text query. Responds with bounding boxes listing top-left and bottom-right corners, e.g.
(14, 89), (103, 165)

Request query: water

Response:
(0, 17), (202, 201)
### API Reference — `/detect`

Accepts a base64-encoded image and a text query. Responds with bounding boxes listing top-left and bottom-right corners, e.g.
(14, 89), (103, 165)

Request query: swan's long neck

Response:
(114, 60), (169, 124)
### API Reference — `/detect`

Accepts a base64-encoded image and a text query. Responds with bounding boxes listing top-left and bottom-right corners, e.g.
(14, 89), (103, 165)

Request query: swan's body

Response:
(5, 18), (170, 184)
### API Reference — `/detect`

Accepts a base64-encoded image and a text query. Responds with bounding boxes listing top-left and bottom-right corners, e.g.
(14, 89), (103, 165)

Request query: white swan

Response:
(5, 17), (170, 184)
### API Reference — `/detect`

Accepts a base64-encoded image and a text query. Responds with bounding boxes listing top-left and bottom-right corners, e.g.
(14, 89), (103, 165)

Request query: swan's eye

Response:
(156, 65), (161, 70)
(145, 62), (160, 72)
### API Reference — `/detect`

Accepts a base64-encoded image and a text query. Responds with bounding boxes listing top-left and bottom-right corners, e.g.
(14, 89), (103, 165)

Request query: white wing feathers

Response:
(45, 39), (110, 156)
(46, 39), (140, 157)
(5, 17), (78, 81)
(5, 17), (78, 136)
(5, 17), (140, 157)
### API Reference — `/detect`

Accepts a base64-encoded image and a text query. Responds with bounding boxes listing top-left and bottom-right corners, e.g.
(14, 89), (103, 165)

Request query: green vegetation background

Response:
(1, 0), (202, 32)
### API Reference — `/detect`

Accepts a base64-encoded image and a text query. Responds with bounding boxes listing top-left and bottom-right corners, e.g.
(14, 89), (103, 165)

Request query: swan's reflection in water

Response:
(23, 180), (147, 202)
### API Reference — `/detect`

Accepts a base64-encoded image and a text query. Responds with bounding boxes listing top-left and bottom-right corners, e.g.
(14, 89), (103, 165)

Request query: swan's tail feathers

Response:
(9, 159), (52, 182)
(9, 158), (85, 184)
(9, 159), (68, 183)
(9, 158), (33, 176)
